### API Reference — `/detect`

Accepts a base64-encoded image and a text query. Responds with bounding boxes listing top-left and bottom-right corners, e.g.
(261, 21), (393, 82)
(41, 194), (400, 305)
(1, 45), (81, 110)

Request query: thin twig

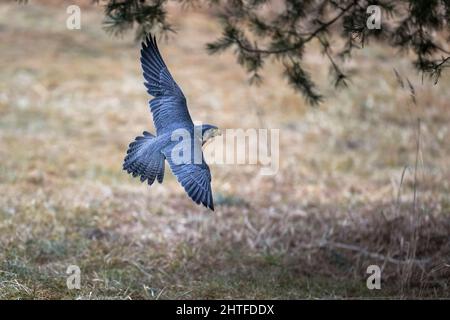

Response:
(234, 2), (356, 55)
(297, 240), (431, 267)
(326, 241), (430, 267)
(413, 118), (421, 214)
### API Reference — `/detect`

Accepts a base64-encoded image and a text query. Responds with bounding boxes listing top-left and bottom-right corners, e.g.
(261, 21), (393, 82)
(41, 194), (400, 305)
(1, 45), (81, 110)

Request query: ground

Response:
(0, 1), (449, 299)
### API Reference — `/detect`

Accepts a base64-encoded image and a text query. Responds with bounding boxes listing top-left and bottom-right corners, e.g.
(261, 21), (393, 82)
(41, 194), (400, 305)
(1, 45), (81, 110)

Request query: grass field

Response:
(0, 1), (449, 299)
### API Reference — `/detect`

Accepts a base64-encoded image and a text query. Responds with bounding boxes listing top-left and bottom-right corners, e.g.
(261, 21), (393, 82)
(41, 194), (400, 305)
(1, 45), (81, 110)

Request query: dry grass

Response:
(0, 1), (449, 299)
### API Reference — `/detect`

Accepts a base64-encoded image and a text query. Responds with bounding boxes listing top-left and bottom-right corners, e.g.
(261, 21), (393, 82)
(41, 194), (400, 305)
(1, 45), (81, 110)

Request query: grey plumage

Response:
(123, 35), (217, 211)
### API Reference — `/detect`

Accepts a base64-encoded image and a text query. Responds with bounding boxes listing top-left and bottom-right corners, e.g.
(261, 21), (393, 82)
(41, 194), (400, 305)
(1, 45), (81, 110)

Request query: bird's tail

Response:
(123, 131), (165, 185)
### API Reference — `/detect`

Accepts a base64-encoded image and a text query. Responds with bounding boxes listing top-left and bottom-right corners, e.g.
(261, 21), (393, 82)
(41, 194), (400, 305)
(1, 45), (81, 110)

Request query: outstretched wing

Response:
(162, 145), (214, 211)
(141, 35), (193, 134)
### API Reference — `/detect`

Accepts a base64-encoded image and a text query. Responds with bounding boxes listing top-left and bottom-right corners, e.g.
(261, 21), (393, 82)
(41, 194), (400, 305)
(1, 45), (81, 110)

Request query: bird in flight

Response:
(123, 35), (221, 211)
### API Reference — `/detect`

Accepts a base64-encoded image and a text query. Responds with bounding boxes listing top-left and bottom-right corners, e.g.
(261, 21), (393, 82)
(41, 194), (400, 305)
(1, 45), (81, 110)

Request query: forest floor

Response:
(0, 1), (449, 299)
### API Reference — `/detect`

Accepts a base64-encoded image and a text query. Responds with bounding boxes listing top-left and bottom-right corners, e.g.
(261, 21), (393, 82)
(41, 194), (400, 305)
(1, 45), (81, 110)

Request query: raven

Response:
(123, 35), (220, 211)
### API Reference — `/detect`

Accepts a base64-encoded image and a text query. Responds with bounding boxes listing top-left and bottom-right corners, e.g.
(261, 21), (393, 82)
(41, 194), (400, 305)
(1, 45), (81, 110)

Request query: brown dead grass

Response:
(0, 1), (449, 299)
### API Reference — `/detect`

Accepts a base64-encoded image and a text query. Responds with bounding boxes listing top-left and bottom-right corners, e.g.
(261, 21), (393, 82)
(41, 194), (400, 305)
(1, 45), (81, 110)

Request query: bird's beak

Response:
(202, 128), (221, 147)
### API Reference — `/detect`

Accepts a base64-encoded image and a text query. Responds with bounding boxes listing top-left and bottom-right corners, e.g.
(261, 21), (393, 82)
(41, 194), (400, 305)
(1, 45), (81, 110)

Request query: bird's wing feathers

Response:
(141, 36), (193, 134)
(162, 146), (214, 211)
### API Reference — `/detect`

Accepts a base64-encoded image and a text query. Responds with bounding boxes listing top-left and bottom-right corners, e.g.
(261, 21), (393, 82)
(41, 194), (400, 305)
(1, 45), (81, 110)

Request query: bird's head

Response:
(199, 124), (221, 146)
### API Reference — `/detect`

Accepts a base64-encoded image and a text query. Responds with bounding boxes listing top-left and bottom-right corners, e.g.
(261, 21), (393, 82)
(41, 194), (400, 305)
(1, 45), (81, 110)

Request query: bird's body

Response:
(123, 35), (219, 211)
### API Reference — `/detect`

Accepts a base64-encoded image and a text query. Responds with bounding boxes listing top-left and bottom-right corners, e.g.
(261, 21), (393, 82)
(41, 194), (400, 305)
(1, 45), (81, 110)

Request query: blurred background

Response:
(0, 0), (449, 299)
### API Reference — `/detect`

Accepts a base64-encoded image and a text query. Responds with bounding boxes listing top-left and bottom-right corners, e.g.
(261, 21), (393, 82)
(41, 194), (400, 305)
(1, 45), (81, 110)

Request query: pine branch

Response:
(91, 0), (450, 105)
